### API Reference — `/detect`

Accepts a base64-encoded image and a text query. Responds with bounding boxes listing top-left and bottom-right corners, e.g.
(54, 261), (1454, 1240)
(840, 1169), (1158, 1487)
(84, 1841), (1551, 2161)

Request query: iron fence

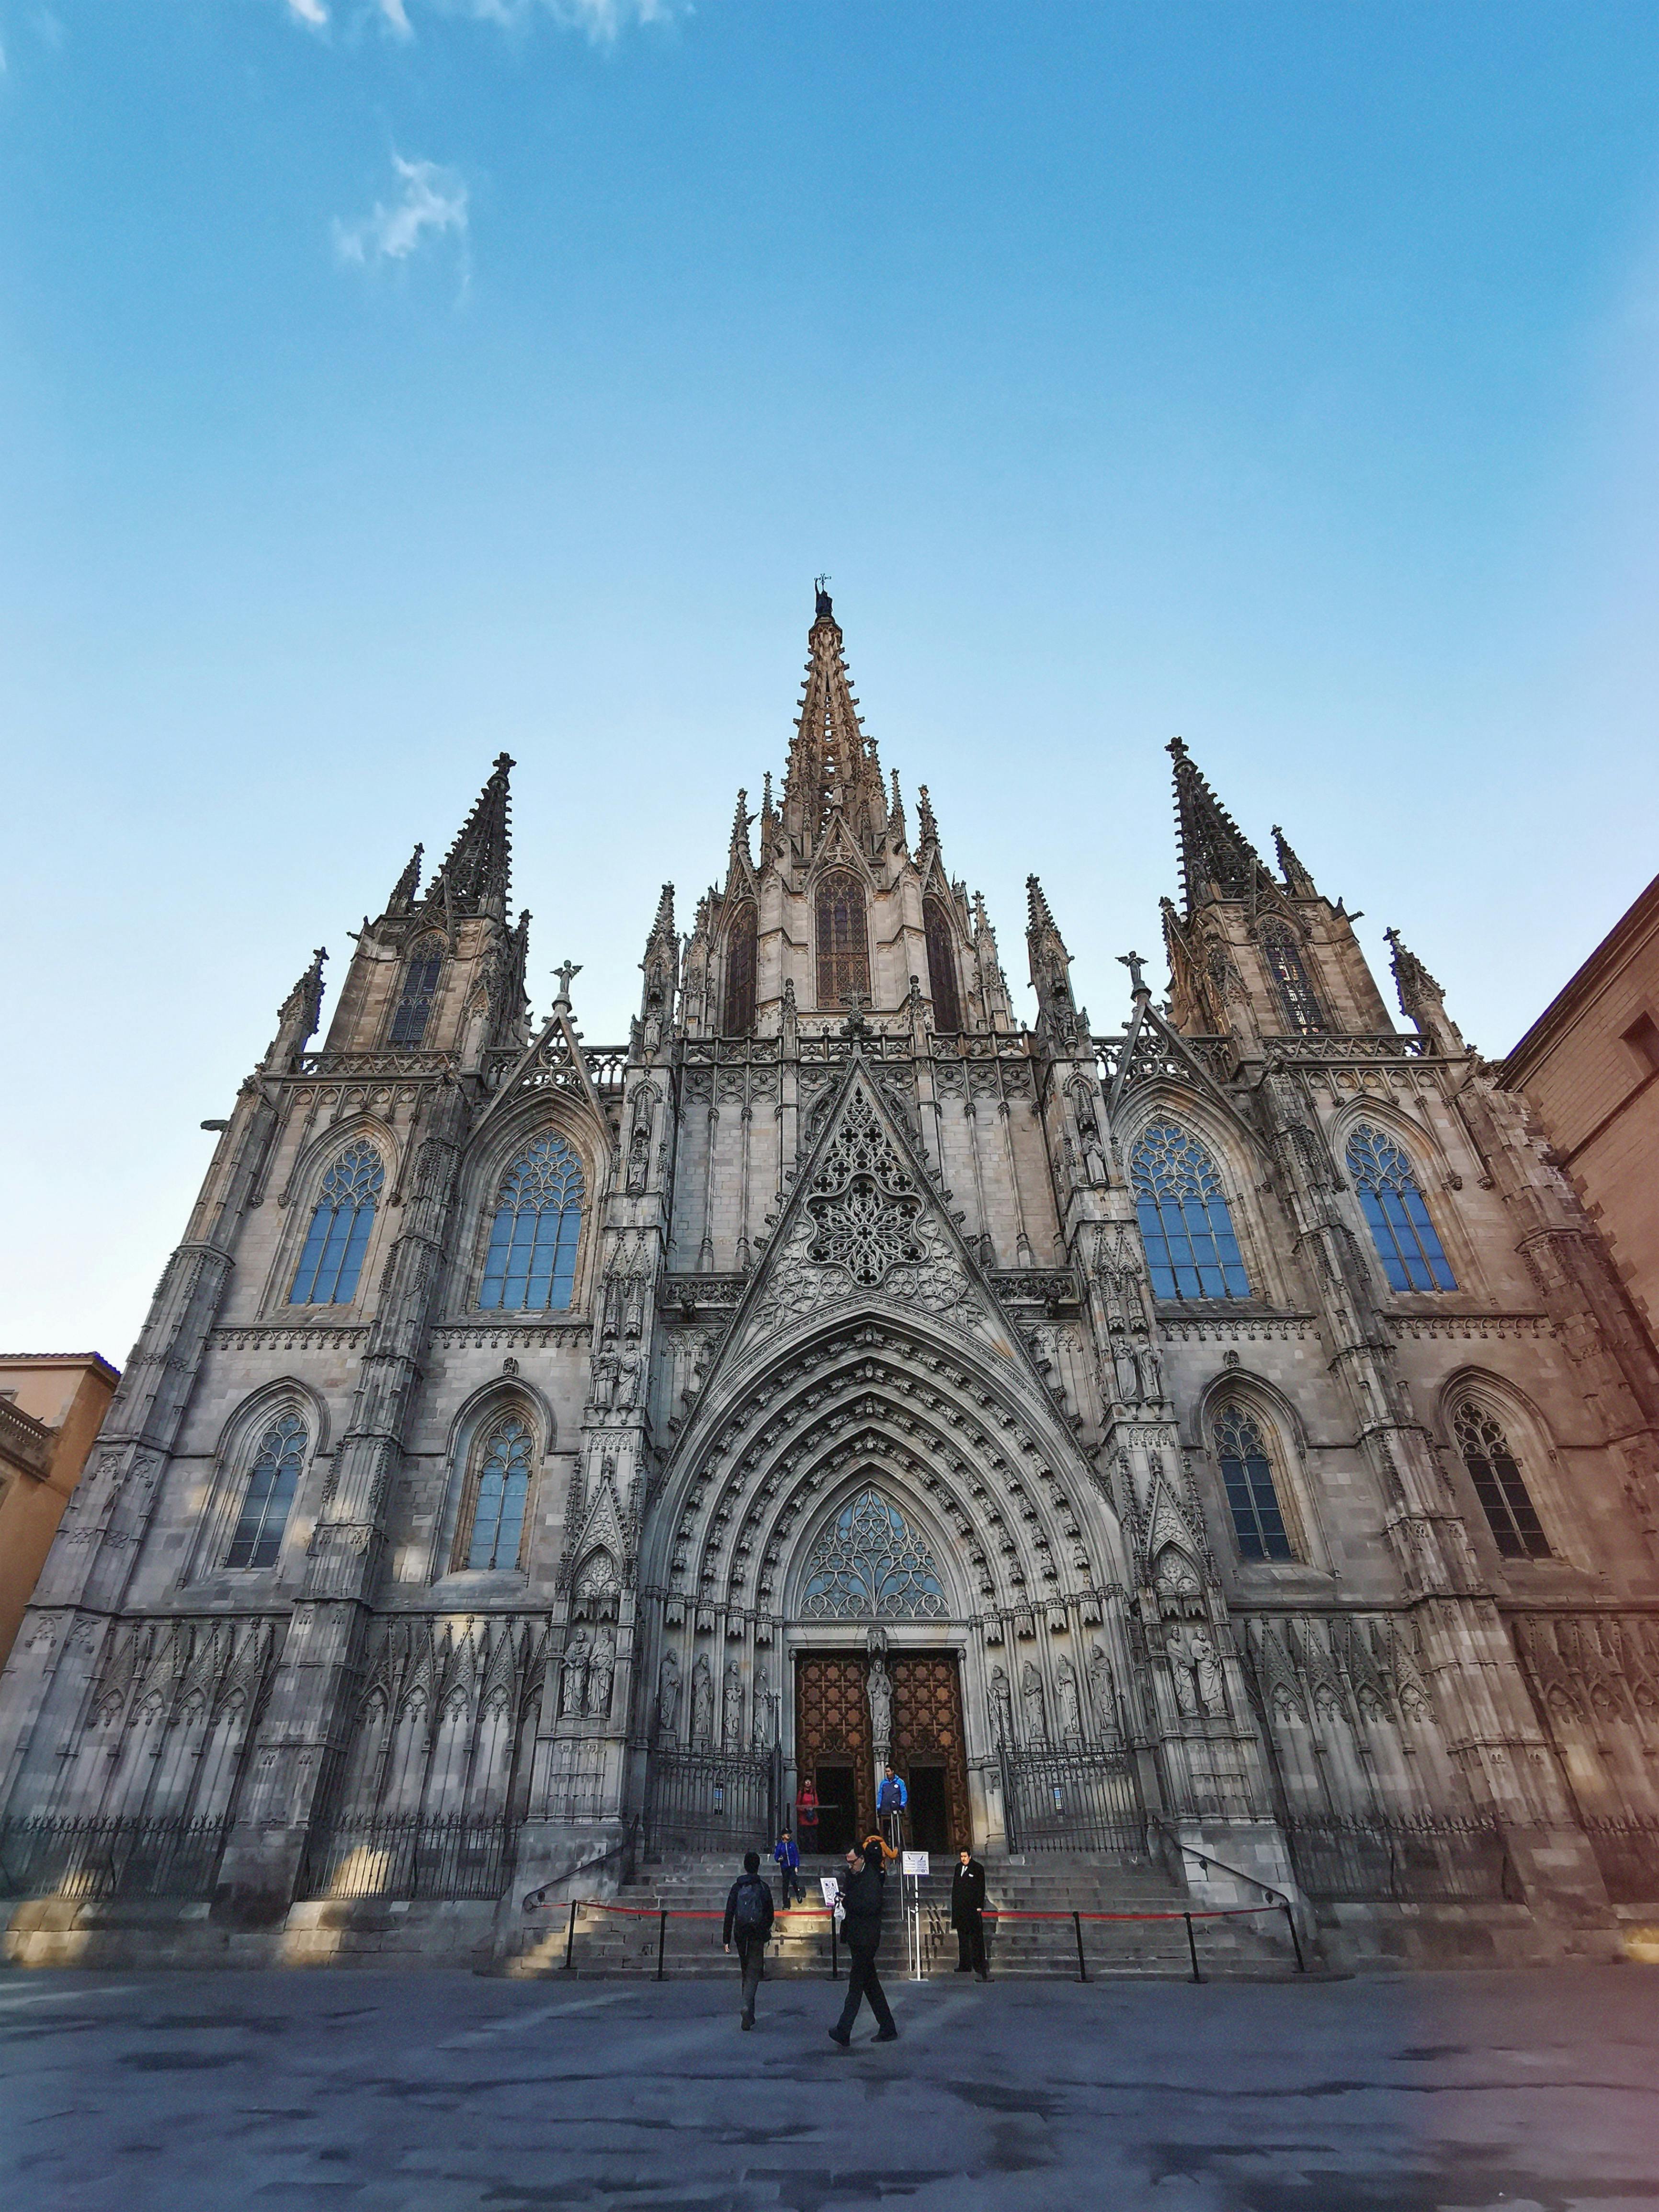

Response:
(644, 1750), (779, 1859)
(298, 1813), (520, 1902)
(0, 1814), (232, 1902)
(1580, 1817), (1659, 1904)
(999, 1746), (1149, 1857)
(1285, 1814), (1514, 1903)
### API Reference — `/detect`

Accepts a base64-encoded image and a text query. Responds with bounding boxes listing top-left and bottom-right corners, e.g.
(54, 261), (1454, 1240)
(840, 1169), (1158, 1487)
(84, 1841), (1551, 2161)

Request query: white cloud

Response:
(285, 0), (329, 23)
(334, 154), (469, 272)
(377, 0), (682, 42)
(378, 0), (413, 36)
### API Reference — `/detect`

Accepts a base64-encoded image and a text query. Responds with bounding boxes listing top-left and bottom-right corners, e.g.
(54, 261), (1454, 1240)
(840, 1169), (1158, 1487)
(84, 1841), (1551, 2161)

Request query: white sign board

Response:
(901, 1851), (930, 1877)
(819, 1875), (841, 1906)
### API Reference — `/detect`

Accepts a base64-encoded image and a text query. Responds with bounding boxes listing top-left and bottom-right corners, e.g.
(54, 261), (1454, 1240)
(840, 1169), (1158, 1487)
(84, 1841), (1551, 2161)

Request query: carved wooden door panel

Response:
(891, 1653), (971, 1854)
(794, 1654), (874, 1853)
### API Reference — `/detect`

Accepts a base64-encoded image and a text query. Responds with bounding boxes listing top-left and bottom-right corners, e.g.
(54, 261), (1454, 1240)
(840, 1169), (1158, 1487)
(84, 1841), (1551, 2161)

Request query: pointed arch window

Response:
(390, 935), (445, 1047)
(924, 897), (963, 1033)
(480, 1133), (585, 1311)
(1130, 1121), (1251, 1300)
(800, 1487), (948, 1618)
(723, 901), (757, 1035)
(1259, 921), (1326, 1035)
(816, 868), (871, 1008)
(289, 1141), (384, 1306)
(1453, 1400), (1549, 1560)
(458, 1413), (534, 1572)
(1346, 1123), (1456, 1292)
(1214, 1403), (1295, 1561)
(226, 1413), (307, 1570)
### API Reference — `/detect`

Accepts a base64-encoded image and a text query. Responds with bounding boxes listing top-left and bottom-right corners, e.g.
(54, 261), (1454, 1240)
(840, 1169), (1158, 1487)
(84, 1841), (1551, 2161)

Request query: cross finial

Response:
(840, 985), (872, 1039)
(552, 960), (582, 1005)
(1117, 949), (1150, 996)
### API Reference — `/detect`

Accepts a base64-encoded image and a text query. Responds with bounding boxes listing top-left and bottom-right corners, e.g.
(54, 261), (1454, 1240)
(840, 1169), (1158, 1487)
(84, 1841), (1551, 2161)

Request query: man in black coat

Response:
(827, 1842), (898, 2047)
(950, 1847), (989, 1980)
(722, 1849), (775, 2030)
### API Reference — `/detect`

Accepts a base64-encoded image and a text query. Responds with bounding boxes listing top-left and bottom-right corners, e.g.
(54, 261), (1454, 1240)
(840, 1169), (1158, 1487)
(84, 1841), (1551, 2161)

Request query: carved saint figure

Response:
(559, 1629), (590, 1719)
(722, 1658), (744, 1750)
(590, 1356), (617, 1412)
(655, 1648), (681, 1743)
(585, 1628), (615, 1721)
(691, 1653), (714, 1746)
(751, 1665), (774, 1752)
(1088, 1642), (1117, 1739)
(1056, 1654), (1083, 1741)
(990, 1665), (1014, 1747)
(1021, 1662), (1047, 1744)
(1190, 1632), (1227, 1718)
(866, 1655), (893, 1750)
(626, 1123), (650, 1196)
(1167, 1630), (1200, 1719)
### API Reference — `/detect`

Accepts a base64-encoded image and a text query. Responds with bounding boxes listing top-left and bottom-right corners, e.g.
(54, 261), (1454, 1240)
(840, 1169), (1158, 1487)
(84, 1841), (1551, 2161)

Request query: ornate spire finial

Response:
(1272, 824), (1318, 899)
(1167, 738), (1266, 913)
(552, 959), (582, 1009)
(917, 784), (939, 847)
(1118, 949), (1150, 998)
(424, 754), (514, 922)
(814, 574), (833, 620)
(387, 842), (423, 916)
(265, 946), (328, 1069)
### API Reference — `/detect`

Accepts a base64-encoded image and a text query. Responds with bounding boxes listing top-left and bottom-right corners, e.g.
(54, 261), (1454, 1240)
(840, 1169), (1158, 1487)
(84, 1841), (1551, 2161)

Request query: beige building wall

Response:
(0, 1355), (120, 1671)
(1504, 872), (1659, 1342)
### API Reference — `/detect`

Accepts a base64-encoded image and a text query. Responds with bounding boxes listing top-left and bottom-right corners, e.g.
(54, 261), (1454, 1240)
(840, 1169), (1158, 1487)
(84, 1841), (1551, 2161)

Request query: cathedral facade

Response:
(5, 588), (1659, 1971)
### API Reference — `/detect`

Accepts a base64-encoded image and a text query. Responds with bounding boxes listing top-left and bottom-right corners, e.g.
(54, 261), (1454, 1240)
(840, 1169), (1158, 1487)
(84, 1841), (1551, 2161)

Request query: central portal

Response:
(794, 1650), (970, 1857)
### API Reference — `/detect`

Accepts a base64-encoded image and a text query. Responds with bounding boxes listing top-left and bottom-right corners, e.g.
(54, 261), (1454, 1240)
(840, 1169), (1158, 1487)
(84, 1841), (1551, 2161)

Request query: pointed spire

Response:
(1385, 927), (1466, 1054)
(1273, 825), (1318, 899)
(1168, 736), (1269, 912)
(887, 767), (907, 845)
(781, 584), (887, 855)
(759, 769), (777, 857)
(728, 789), (754, 874)
(387, 842), (423, 917)
(639, 884), (677, 1045)
(264, 947), (327, 1070)
(1026, 875), (1084, 1045)
(426, 753), (514, 923)
(916, 783), (939, 848)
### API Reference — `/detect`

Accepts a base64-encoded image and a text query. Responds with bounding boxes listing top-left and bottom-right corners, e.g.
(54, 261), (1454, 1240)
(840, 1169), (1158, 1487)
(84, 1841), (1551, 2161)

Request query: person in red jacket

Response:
(795, 1777), (820, 1854)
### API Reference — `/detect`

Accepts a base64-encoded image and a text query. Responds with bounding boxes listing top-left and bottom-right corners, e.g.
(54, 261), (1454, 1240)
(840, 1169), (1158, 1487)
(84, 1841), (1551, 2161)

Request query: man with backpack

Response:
(722, 1850), (776, 2030)
(827, 1840), (898, 2047)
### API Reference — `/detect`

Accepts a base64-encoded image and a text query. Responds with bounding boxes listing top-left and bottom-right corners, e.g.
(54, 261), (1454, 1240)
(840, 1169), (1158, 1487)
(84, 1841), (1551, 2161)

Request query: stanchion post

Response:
(564, 1898), (578, 1971)
(1282, 1903), (1306, 1973)
(1072, 1910), (1088, 1984)
(830, 1914), (839, 1980)
(656, 1909), (668, 1982)
(1184, 1913), (1201, 1984)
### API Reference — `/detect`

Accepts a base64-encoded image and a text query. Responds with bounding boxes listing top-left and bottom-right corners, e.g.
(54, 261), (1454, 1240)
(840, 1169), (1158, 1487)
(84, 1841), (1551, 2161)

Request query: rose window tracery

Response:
(805, 1088), (924, 1289)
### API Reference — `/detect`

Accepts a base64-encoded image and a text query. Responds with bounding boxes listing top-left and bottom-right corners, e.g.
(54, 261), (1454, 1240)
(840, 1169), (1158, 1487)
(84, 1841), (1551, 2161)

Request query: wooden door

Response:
(891, 1653), (971, 1854)
(794, 1654), (874, 1854)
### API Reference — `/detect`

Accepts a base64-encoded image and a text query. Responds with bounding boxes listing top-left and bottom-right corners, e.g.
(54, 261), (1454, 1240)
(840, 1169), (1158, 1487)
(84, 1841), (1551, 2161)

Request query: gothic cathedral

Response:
(5, 587), (1659, 1972)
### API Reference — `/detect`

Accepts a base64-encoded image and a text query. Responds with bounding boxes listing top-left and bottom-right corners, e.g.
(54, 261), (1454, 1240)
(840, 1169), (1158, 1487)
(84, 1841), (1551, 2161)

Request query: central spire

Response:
(780, 584), (888, 858)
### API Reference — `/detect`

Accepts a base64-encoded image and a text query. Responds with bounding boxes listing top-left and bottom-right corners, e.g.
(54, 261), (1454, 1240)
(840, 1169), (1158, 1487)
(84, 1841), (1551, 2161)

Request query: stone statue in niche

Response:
(990, 1665), (1014, 1747)
(585, 1628), (615, 1721)
(866, 1655), (892, 1751)
(1190, 1632), (1227, 1718)
(723, 1658), (744, 1749)
(655, 1648), (681, 1743)
(751, 1665), (774, 1751)
(559, 1629), (590, 1719)
(1088, 1642), (1117, 1738)
(691, 1653), (714, 1745)
(626, 1123), (651, 1195)
(1056, 1654), (1083, 1741)
(1021, 1662), (1047, 1744)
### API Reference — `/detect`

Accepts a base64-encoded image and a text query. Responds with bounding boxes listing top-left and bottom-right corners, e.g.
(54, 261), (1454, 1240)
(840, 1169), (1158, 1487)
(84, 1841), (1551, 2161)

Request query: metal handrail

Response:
(521, 1821), (637, 1914)
(1148, 1815), (1306, 1972)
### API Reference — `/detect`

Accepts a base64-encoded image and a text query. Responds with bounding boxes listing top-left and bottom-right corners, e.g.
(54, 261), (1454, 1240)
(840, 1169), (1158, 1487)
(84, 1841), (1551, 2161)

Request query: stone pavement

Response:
(2, 1960), (1657, 2212)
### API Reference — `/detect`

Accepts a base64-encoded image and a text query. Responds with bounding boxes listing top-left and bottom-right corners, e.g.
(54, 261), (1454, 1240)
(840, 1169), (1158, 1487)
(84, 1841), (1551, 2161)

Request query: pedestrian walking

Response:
(950, 1846), (989, 1979)
(773, 1826), (805, 1906)
(795, 1777), (820, 1855)
(827, 1842), (898, 2047)
(876, 1764), (908, 1853)
(722, 1849), (775, 2030)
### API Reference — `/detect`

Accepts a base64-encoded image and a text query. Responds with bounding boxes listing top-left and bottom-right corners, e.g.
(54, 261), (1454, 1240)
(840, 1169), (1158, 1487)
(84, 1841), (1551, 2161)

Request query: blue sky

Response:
(4, 1), (1658, 1360)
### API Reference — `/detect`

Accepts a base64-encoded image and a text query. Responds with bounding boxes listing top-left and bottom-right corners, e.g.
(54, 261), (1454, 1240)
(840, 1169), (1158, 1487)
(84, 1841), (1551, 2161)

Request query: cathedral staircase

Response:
(519, 1852), (1301, 1981)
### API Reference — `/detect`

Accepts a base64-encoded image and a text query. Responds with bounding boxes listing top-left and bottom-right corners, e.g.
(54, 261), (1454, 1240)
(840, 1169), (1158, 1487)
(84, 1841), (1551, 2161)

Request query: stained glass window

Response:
(289, 1142), (384, 1306)
(226, 1413), (307, 1570)
(1259, 922), (1326, 1035)
(1454, 1402), (1549, 1560)
(1345, 1123), (1457, 1292)
(390, 936), (444, 1047)
(816, 868), (871, 1008)
(462, 1414), (534, 1571)
(800, 1487), (949, 1618)
(924, 899), (963, 1033)
(1215, 1404), (1294, 1561)
(1130, 1121), (1251, 1300)
(723, 901), (757, 1035)
(480, 1133), (585, 1311)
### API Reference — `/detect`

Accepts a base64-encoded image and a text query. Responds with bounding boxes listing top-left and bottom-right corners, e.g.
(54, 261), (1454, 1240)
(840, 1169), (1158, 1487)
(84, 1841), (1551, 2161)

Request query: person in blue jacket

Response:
(773, 1826), (805, 1906)
(876, 1764), (908, 1851)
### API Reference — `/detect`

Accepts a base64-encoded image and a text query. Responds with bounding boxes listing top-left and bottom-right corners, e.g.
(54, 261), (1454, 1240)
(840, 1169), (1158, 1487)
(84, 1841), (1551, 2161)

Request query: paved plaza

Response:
(1, 1960), (1656, 2211)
